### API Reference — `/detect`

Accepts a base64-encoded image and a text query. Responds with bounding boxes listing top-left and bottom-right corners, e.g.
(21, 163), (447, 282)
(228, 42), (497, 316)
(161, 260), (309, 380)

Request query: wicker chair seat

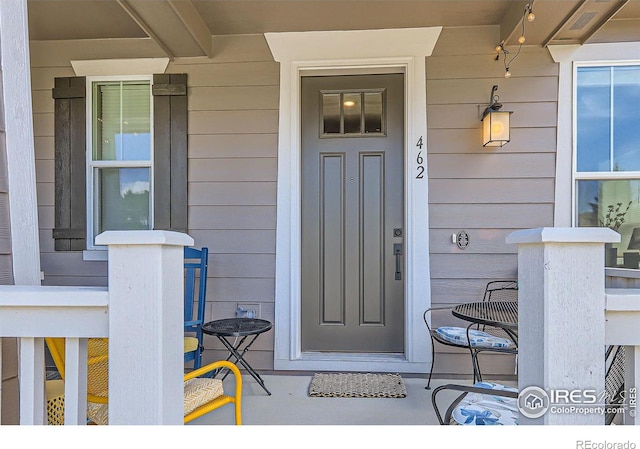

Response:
(86, 377), (226, 425)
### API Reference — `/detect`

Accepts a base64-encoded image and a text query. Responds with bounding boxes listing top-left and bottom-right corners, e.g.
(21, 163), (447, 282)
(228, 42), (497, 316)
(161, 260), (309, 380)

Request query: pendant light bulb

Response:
(518, 35), (526, 44)
(527, 11), (536, 22)
(505, 68), (512, 79)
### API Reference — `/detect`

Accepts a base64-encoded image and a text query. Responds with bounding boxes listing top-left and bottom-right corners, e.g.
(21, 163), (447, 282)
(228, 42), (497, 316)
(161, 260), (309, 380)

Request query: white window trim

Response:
(549, 43), (640, 227)
(84, 75), (154, 254)
(71, 58), (169, 77)
(550, 43), (640, 278)
(265, 27), (441, 373)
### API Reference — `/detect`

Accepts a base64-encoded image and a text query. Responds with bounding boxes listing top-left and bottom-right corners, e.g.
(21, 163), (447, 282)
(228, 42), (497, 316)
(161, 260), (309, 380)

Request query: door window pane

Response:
(322, 94), (341, 134)
(343, 93), (362, 134)
(320, 89), (385, 137)
(95, 167), (150, 234)
(364, 92), (383, 134)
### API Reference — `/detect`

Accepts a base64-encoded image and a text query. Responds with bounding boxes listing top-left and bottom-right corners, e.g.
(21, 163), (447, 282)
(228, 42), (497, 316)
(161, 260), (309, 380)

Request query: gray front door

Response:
(301, 74), (405, 353)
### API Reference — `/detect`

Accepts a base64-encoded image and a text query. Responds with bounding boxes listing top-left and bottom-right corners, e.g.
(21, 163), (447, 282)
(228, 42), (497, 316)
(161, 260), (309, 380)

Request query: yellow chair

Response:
(44, 337), (242, 425)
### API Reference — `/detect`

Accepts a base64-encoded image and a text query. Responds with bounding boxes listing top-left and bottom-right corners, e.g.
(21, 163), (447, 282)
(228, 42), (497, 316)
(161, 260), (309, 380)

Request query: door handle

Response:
(394, 243), (402, 280)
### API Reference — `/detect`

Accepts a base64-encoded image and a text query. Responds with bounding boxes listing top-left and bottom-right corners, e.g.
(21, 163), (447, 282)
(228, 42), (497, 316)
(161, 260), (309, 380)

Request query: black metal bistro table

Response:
(451, 300), (519, 382)
(451, 300), (518, 341)
(202, 318), (273, 395)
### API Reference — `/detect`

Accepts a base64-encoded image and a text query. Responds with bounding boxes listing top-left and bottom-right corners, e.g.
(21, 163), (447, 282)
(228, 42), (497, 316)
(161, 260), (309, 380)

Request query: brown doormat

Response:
(308, 373), (407, 398)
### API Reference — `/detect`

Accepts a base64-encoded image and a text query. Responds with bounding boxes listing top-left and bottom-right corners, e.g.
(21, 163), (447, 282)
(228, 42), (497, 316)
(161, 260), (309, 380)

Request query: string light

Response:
(495, 1), (535, 78)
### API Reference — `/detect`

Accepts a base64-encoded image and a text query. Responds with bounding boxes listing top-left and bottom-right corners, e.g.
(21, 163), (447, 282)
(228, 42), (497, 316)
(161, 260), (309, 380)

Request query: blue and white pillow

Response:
(435, 326), (513, 348)
(452, 382), (519, 425)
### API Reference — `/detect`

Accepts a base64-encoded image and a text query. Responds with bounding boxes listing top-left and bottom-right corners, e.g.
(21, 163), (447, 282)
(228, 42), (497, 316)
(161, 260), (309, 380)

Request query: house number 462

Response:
(416, 136), (425, 179)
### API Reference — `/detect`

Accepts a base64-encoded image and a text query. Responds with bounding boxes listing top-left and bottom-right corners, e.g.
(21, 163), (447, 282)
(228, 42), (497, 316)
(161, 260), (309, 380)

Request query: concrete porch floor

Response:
(188, 373), (488, 426)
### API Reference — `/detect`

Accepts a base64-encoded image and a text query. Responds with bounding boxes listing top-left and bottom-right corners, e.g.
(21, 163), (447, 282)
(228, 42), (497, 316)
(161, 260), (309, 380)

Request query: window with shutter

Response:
(52, 74), (187, 253)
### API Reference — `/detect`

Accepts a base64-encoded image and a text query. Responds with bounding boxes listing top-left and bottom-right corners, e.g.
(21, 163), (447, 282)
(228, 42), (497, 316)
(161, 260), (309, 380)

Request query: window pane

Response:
(576, 67), (611, 172)
(613, 66), (640, 171)
(95, 168), (150, 234)
(577, 179), (640, 268)
(322, 94), (341, 134)
(93, 81), (151, 161)
(343, 93), (362, 134)
(364, 92), (383, 134)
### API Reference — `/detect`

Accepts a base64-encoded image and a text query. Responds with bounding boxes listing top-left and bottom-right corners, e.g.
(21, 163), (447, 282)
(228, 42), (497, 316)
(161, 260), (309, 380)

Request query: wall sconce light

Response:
(482, 85), (512, 147)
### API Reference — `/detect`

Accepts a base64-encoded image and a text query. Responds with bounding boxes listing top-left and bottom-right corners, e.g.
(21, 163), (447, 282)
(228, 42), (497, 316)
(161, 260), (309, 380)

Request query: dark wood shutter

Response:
(52, 77), (86, 251)
(152, 73), (188, 232)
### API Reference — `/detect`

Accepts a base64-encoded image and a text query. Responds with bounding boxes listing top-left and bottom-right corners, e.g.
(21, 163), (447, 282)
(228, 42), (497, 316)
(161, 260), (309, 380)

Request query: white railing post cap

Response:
(95, 230), (194, 247)
(506, 227), (620, 245)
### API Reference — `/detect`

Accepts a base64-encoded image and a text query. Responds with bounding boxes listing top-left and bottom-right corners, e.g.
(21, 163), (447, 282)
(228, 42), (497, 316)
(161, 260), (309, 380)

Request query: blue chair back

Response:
(184, 246), (209, 369)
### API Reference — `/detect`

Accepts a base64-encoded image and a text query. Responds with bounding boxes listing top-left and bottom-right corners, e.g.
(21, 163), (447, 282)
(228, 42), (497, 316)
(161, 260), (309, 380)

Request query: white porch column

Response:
(506, 227), (619, 425)
(0, 0), (42, 285)
(96, 230), (193, 425)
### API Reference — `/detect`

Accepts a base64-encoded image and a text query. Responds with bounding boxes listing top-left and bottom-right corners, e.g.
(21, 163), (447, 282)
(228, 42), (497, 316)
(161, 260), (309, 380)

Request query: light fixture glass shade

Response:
(482, 110), (512, 147)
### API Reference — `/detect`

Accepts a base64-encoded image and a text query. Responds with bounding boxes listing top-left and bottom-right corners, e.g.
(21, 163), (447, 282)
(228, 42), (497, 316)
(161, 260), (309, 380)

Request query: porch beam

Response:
(167, 0), (213, 58)
(581, 0), (630, 45)
(542, 0), (630, 47)
(499, 1), (530, 45)
(116, 0), (175, 60)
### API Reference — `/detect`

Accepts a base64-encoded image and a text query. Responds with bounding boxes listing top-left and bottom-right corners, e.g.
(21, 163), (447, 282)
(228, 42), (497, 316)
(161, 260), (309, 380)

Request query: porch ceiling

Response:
(27, 0), (640, 59)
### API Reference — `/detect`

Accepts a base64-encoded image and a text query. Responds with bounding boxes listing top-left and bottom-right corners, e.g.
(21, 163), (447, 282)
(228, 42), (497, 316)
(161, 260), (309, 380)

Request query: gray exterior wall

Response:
(426, 26), (557, 377)
(30, 35), (278, 370)
(30, 26), (559, 376)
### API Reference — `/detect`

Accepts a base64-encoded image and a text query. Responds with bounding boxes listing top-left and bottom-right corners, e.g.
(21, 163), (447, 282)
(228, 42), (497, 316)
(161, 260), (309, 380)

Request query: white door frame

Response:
(266, 28), (441, 372)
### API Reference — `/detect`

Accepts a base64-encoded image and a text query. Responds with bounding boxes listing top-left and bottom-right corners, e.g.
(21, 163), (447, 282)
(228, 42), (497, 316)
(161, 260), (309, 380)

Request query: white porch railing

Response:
(0, 230), (193, 425)
(2, 227), (640, 425)
(604, 288), (640, 425)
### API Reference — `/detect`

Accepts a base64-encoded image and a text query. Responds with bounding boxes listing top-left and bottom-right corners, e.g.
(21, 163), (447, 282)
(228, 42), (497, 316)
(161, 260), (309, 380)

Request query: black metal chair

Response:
(423, 280), (518, 389)
(431, 345), (626, 425)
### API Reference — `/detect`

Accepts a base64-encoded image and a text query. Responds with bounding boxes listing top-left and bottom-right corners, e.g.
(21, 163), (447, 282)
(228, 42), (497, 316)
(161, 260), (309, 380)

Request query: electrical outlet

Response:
(236, 302), (260, 319)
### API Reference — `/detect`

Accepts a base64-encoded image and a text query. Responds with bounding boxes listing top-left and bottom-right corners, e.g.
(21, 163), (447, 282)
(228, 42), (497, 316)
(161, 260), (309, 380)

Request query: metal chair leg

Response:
(426, 338), (436, 390)
(471, 350), (483, 382)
